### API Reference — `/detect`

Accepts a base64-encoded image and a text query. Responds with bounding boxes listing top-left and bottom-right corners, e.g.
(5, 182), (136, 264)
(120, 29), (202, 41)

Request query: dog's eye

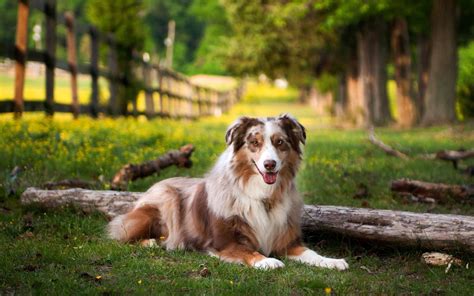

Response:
(250, 140), (259, 147)
(276, 139), (284, 146)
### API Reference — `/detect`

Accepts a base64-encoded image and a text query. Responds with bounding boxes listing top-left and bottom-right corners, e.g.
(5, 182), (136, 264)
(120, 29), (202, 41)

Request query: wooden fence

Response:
(1, 0), (243, 119)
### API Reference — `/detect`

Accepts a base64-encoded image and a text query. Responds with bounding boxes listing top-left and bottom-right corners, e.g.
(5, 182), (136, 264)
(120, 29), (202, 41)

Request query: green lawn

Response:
(0, 82), (473, 295)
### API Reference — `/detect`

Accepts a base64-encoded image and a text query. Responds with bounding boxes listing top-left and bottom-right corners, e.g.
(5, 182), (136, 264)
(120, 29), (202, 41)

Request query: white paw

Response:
(316, 258), (349, 271)
(140, 239), (158, 247)
(253, 257), (285, 270)
(289, 249), (349, 271)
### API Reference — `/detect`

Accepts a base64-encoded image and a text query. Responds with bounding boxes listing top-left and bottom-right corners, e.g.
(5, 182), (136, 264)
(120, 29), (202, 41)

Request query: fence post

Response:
(14, 0), (30, 118)
(157, 69), (164, 115)
(65, 12), (79, 118)
(89, 27), (99, 117)
(107, 36), (118, 116)
(143, 61), (154, 118)
(195, 86), (202, 117)
(187, 81), (193, 118)
(45, 0), (56, 116)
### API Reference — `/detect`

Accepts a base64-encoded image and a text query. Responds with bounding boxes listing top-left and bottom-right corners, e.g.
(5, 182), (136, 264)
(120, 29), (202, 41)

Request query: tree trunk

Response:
(298, 85), (311, 103)
(391, 18), (418, 127)
(345, 53), (365, 126)
(421, 0), (458, 125)
(357, 19), (392, 126)
(415, 34), (430, 119)
(20, 188), (474, 252)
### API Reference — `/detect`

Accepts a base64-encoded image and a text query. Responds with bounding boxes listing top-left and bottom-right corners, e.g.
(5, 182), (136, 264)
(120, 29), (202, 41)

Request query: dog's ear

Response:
(278, 113), (306, 153)
(225, 117), (262, 150)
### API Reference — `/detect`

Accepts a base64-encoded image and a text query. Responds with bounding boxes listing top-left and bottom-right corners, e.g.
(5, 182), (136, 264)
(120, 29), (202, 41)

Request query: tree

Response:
(187, 0), (231, 74)
(223, 1), (338, 100)
(0, 0), (20, 55)
(391, 17), (418, 127)
(86, 0), (146, 115)
(314, 1), (394, 126)
(421, 0), (458, 125)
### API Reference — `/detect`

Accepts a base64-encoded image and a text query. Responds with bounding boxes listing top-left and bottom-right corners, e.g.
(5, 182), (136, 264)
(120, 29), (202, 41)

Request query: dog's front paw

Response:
(253, 257), (285, 270)
(316, 258), (349, 271)
(290, 249), (349, 271)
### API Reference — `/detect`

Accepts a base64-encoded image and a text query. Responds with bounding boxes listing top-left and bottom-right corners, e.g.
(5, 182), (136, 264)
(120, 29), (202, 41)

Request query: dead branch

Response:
(111, 144), (194, 190)
(20, 187), (474, 252)
(368, 128), (409, 159)
(368, 129), (474, 167)
(390, 179), (473, 203)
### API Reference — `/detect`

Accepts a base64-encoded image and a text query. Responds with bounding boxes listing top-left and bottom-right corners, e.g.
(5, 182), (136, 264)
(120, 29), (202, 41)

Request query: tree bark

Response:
(20, 188), (474, 252)
(415, 34), (430, 119)
(301, 205), (474, 252)
(421, 0), (458, 125)
(357, 19), (392, 126)
(391, 18), (418, 127)
(345, 51), (365, 126)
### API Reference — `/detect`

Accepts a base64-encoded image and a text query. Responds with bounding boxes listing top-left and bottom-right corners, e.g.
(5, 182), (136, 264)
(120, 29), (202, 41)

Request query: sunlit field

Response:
(0, 81), (473, 295)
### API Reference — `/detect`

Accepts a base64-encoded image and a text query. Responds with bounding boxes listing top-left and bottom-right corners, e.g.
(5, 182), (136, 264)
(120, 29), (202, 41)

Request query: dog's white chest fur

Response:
(226, 176), (292, 256)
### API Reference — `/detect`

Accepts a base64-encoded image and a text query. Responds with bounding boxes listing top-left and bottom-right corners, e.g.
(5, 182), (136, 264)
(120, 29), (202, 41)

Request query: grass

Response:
(1, 81), (473, 295)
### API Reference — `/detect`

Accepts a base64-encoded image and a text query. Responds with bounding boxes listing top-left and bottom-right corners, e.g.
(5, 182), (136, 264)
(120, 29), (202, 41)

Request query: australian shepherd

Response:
(108, 114), (348, 270)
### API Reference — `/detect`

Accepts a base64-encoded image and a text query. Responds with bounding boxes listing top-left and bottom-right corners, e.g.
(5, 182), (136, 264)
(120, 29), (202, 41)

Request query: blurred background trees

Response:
(0, 0), (473, 125)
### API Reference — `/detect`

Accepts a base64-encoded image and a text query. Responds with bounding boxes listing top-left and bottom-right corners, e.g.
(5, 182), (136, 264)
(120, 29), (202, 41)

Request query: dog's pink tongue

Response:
(263, 173), (277, 184)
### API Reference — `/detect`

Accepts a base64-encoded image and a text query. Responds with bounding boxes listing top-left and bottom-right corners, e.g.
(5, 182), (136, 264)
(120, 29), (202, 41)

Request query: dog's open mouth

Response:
(252, 160), (278, 185)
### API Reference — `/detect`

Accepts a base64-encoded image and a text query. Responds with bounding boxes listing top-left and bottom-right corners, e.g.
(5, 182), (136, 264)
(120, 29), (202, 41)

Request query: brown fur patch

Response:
(272, 217), (303, 256)
(232, 149), (256, 186)
(271, 133), (290, 152)
(122, 206), (162, 242)
(285, 245), (307, 257)
(216, 245), (266, 266)
(211, 215), (259, 252)
(247, 132), (263, 153)
(277, 116), (306, 155)
(228, 117), (263, 152)
(187, 182), (212, 250)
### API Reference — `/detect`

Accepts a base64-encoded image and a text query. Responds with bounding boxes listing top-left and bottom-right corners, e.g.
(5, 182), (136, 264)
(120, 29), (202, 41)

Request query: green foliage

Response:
(144, 0), (205, 72)
(314, 73), (338, 94)
(86, 0), (146, 113)
(86, 0), (145, 52)
(457, 41), (474, 119)
(0, 0), (17, 54)
(186, 0), (231, 75)
(223, 1), (336, 86)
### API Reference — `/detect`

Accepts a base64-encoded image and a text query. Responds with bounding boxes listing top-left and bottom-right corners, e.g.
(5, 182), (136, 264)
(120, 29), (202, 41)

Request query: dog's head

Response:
(226, 114), (306, 185)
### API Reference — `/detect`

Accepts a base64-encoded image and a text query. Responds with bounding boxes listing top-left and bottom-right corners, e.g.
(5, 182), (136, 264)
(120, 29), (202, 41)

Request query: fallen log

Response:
(390, 179), (474, 203)
(301, 205), (474, 252)
(42, 179), (96, 190)
(111, 144), (194, 190)
(21, 187), (474, 252)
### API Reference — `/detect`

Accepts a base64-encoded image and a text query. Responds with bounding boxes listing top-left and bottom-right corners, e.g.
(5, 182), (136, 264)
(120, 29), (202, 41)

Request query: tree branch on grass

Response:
(390, 179), (473, 203)
(37, 145), (195, 191)
(368, 129), (474, 171)
(20, 187), (474, 252)
(111, 144), (194, 190)
(368, 128), (409, 159)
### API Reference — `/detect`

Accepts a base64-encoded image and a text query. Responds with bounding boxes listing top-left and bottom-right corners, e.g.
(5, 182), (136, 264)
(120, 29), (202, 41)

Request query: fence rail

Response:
(3, 0), (243, 119)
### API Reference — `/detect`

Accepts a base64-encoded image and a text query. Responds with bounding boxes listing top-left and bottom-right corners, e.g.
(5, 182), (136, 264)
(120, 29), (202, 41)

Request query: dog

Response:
(108, 114), (348, 270)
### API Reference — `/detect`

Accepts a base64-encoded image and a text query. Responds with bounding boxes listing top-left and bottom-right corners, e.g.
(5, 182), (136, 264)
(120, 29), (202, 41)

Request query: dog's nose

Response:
(264, 160), (276, 171)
